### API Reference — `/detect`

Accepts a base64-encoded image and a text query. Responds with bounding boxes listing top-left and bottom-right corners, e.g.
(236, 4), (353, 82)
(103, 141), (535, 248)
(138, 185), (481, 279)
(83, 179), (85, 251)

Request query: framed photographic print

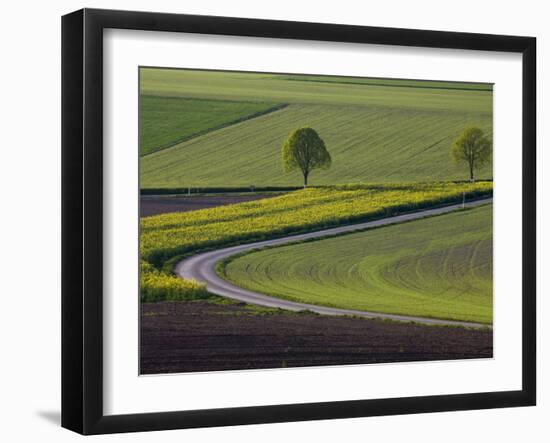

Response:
(61, 8), (536, 435)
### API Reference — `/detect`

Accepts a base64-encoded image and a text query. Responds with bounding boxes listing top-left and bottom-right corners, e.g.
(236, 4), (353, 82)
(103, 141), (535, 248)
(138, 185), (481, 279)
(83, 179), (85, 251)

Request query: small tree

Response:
(451, 127), (492, 182)
(281, 127), (331, 187)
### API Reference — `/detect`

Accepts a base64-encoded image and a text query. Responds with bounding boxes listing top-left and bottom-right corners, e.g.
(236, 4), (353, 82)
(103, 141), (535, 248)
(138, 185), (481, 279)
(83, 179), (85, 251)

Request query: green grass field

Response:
(140, 69), (492, 111)
(139, 68), (493, 189)
(140, 96), (281, 156)
(220, 204), (493, 324)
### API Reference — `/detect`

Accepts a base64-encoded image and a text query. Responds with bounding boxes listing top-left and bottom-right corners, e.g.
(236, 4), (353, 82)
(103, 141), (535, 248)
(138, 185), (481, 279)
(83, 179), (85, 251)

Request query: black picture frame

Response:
(61, 8), (536, 435)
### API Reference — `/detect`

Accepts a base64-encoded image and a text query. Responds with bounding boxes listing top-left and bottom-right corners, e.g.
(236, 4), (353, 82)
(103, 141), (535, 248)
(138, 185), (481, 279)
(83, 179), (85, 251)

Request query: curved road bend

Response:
(175, 198), (493, 329)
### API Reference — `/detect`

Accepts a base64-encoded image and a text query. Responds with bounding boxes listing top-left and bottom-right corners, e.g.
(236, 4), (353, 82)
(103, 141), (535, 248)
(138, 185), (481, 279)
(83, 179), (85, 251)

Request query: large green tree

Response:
(281, 127), (331, 187)
(451, 127), (492, 182)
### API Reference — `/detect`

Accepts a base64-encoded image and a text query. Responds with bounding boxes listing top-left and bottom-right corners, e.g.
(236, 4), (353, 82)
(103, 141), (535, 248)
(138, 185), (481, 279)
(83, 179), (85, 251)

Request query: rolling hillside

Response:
(139, 68), (493, 189)
(140, 69), (492, 111)
(221, 204), (493, 324)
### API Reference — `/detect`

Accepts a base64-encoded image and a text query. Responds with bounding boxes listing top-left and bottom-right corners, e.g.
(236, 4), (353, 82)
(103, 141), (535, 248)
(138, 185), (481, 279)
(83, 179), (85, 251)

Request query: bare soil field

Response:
(140, 301), (493, 374)
(140, 193), (275, 217)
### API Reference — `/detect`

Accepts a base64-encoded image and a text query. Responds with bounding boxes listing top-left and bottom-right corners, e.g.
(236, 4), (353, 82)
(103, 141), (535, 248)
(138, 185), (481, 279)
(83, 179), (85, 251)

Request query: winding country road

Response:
(175, 198), (493, 329)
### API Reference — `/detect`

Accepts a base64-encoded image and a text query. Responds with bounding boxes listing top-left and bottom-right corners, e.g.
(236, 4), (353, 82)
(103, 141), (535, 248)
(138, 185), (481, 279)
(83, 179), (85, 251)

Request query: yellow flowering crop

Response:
(140, 182), (493, 302)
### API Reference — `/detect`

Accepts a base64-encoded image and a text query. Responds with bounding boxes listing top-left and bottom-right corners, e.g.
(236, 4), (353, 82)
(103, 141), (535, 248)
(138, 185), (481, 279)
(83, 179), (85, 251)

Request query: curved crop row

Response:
(220, 204), (493, 324)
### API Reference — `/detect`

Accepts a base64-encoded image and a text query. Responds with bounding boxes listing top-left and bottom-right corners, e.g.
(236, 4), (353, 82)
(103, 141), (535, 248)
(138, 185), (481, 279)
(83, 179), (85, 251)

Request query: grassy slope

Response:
(221, 204), (493, 324)
(140, 69), (493, 188)
(141, 103), (492, 187)
(140, 69), (493, 111)
(139, 96), (279, 156)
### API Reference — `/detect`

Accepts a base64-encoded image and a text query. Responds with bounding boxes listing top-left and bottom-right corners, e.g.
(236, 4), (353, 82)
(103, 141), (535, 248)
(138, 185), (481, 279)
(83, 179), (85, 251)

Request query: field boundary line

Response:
(277, 77), (494, 92)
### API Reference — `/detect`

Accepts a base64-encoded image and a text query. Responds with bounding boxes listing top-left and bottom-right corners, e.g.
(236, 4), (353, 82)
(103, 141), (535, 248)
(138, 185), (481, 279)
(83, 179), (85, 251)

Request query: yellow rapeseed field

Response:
(140, 182), (493, 302)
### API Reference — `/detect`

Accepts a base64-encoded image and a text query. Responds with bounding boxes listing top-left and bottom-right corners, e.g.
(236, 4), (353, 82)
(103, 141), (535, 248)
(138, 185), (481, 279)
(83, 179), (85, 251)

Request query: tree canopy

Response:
(451, 127), (492, 182)
(281, 127), (331, 187)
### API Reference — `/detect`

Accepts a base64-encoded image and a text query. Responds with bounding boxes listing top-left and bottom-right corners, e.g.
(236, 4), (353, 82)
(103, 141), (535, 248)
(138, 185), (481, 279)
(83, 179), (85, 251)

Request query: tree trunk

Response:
(303, 171), (309, 188)
(469, 161), (475, 182)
